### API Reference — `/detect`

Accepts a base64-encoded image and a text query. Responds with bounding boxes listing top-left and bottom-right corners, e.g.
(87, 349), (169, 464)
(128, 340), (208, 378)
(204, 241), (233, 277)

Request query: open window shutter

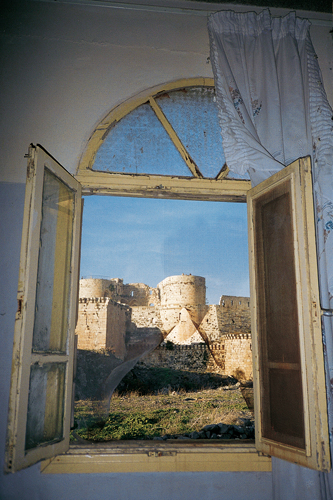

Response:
(5, 145), (82, 472)
(248, 157), (330, 471)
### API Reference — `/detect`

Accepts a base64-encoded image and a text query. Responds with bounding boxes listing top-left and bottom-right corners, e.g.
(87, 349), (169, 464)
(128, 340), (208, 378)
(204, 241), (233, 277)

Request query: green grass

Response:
(72, 387), (252, 442)
(74, 408), (193, 441)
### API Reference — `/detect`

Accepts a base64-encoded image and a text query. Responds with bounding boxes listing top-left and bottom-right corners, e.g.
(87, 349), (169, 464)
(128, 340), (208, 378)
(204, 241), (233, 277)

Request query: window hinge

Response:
(321, 308), (333, 317)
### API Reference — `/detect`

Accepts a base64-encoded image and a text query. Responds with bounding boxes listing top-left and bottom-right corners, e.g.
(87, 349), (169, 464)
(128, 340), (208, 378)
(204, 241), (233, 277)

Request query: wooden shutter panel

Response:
(5, 145), (82, 472)
(248, 157), (330, 471)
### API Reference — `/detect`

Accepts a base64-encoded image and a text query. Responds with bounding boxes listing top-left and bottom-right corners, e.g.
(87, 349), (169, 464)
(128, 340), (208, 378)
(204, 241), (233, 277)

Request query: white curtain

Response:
(208, 9), (333, 499)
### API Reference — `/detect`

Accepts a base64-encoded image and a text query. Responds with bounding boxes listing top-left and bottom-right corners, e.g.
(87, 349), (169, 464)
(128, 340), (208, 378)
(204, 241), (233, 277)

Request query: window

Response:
(5, 80), (330, 473)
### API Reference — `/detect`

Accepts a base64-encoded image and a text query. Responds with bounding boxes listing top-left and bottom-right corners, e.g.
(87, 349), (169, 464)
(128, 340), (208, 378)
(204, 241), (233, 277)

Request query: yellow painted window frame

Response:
(67, 80), (265, 473)
(248, 157), (330, 471)
(75, 78), (251, 201)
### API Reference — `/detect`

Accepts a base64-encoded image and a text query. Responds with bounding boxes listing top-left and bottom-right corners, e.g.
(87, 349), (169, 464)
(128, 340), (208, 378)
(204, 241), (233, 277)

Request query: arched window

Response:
(76, 78), (250, 201)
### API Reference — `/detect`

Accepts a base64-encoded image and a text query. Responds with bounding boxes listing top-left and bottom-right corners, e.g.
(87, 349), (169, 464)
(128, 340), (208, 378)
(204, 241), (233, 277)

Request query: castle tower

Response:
(79, 278), (113, 298)
(157, 274), (207, 333)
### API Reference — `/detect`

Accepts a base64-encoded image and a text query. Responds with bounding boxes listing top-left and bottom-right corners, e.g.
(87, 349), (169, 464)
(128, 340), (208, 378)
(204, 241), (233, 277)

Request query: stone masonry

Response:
(75, 275), (253, 380)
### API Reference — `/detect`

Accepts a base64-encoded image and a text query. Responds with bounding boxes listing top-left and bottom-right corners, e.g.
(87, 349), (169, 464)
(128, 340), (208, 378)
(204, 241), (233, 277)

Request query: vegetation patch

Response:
(116, 366), (235, 395)
(72, 385), (253, 442)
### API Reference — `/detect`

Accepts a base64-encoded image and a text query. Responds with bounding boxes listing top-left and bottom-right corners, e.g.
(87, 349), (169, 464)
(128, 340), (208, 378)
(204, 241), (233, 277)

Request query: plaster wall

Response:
(1, 0), (332, 498)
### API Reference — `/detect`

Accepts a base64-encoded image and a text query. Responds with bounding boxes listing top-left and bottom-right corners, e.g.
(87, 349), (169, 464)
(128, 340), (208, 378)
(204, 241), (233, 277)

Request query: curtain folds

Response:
(208, 9), (314, 185)
(208, 8), (333, 498)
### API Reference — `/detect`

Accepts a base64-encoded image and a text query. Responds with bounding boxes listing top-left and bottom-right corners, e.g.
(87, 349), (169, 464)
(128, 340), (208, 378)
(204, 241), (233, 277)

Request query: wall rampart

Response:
(120, 283), (151, 306)
(220, 295), (250, 310)
(131, 306), (163, 330)
(219, 298), (251, 334)
(224, 333), (253, 380)
(138, 343), (224, 374)
(106, 301), (132, 360)
(76, 298), (131, 360)
(199, 305), (223, 342)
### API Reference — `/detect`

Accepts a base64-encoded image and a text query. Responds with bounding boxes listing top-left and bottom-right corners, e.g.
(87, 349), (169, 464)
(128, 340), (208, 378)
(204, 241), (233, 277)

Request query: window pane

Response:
(156, 87), (225, 178)
(25, 363), (66, 450)
(32, 168), (75, 352)
(92, 103), (191, 176)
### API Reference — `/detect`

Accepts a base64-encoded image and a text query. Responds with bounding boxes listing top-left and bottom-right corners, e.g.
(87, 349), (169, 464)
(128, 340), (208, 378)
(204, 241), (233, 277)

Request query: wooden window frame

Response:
(75, 78), (251, 202)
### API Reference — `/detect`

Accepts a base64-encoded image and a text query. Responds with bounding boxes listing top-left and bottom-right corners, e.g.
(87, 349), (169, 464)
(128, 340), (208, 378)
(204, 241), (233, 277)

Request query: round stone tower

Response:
(79, 278), (113, 298)
(157, 274), (207, 333)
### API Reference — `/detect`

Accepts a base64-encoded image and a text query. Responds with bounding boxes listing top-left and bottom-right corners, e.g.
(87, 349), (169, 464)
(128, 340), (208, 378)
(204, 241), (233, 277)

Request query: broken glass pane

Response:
(156, 87), (225, 178)
(92, 103), (191, 176)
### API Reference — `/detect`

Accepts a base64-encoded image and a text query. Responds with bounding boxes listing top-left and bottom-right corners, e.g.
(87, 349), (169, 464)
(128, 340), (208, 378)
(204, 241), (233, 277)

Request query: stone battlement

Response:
(75, 275), (253, 379)
(224, 333), (252, 339)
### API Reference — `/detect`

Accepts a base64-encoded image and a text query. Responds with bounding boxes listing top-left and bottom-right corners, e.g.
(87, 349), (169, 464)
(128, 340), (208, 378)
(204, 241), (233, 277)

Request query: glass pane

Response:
(25, 363), (66, 450)
(32, 168), (75, 352)
(156, 87), (225, 178)
(92, 103), (191, 176)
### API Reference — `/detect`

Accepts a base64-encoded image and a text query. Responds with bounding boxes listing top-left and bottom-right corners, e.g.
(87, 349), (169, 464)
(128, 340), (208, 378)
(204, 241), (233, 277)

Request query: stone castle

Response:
(75, 274), (253, 380)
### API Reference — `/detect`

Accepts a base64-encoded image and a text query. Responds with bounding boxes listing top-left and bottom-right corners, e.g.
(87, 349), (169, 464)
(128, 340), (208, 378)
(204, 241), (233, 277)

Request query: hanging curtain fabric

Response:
(208, 9), (315, 186)
(208, 8), (333, 498)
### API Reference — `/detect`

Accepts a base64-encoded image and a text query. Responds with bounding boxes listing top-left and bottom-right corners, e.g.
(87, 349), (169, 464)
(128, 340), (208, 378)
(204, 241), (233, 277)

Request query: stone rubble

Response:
(152, 420), (255, 441)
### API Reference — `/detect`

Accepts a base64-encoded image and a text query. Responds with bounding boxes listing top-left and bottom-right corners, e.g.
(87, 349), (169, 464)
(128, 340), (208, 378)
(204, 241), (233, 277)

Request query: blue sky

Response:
(80, 195), (250, 305)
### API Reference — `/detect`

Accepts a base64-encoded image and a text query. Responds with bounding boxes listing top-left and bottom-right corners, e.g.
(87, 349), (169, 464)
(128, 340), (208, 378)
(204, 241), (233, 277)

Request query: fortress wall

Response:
(224, 334), (253, 380)
(79, 278), (113, 299)
(76, 298), (131, 359)
(106, 301), (132, 360)
(219, 297), (251, 334)
(220, 295), (250, 310)
(109, 278), (124, 296)
(138, 343), (224, 374)
(207, 342), (225, 371)
(199, 305), (223, 342)
(121, 283), (151, 306)
(131, 306), (164, 330)
(148, 287), (161, 307)
(76, 298), (109, 350)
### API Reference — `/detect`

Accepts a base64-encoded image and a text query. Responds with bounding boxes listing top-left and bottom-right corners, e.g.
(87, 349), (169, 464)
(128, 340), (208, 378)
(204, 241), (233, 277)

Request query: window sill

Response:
(41, 440), (272, 473)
